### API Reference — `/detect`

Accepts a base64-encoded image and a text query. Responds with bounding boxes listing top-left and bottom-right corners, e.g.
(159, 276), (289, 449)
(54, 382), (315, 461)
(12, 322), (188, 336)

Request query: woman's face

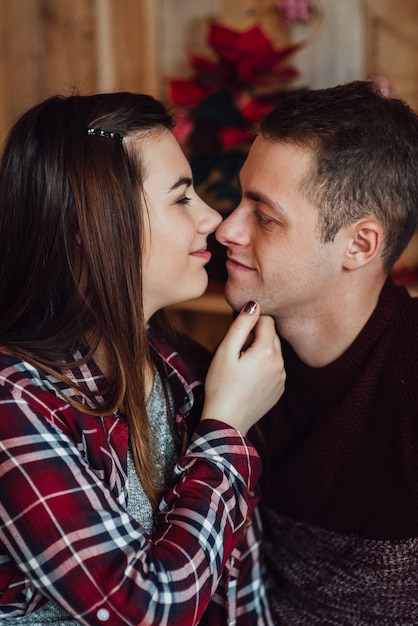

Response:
(136, 130), (222, 321)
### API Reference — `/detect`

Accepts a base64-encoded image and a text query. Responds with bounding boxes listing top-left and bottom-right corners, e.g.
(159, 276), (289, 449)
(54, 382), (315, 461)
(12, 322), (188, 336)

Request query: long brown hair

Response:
(0, 92), (174, 509)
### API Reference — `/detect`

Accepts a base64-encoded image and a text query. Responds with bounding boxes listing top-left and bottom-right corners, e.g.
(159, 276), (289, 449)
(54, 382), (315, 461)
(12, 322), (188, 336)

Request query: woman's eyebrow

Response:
(168, 176), (193, 192)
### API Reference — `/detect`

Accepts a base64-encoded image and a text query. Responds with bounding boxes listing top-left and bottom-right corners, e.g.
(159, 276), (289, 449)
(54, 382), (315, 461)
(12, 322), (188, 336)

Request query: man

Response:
(216, 81), (418, 624)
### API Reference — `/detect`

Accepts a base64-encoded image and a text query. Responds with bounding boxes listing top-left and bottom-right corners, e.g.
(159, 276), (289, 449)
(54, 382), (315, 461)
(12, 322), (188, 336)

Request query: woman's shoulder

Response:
(0, 350), (72, 405)
(0, 350), (72, 433)
(0, 354), (72, 426)
(0, 349), (45, 385)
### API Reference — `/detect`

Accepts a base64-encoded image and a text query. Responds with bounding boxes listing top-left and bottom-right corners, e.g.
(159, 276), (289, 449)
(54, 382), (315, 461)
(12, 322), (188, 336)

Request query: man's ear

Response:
(342, 220), (384, 270)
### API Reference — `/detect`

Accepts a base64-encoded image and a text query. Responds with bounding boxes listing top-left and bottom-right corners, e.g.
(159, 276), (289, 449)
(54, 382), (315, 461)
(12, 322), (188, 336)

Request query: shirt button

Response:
(97, 608), (110, 621)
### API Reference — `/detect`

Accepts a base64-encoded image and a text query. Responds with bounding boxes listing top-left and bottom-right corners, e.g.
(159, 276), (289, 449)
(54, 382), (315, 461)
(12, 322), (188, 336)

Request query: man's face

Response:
(216, 137), (343, 324)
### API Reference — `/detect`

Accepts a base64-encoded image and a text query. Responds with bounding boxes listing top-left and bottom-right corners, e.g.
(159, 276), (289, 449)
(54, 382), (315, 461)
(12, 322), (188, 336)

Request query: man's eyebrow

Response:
(168, 176), (193, 192)
(237, 175), (284, 212)
(245, 189), (276, 207)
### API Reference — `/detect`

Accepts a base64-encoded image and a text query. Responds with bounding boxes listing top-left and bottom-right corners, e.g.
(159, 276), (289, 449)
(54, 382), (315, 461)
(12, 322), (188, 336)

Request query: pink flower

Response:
(370, 71), (397, 98)
(275, 0), (316, 24)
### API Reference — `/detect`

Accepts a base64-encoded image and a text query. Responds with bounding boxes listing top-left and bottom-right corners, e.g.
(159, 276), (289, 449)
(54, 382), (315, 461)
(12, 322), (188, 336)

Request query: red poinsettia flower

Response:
(189, 54), (229, 81)
(169, 21), (301, 108)
(240, 98), (277, 123)
(169, 79), (213, 107)
(207, 22), (302, 86)
(172, 111), (195, 146)
(219, 126), (253, 150)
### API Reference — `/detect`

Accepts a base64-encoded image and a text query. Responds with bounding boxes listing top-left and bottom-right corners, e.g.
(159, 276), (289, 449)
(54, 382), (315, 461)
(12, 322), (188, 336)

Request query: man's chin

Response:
(223, 283), (249, 313)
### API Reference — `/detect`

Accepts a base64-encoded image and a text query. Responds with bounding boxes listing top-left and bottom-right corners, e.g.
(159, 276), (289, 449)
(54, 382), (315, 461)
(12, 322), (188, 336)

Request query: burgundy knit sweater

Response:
(251, 278), (418, 624)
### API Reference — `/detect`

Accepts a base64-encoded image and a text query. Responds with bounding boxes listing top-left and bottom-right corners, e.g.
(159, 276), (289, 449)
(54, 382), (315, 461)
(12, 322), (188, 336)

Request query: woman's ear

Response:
(342, 220), (384, 270)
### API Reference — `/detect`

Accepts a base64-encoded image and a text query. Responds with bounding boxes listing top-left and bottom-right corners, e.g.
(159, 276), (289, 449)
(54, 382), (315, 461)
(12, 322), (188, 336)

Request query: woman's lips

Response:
(190, 248), (212, 263)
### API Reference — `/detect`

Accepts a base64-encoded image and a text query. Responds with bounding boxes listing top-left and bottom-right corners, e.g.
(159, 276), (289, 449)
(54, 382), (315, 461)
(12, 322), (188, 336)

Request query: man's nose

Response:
(216, 209), (247, 246)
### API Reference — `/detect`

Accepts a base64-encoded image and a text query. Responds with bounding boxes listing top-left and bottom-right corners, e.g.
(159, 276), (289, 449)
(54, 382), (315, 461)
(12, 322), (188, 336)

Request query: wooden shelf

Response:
(168, 292), (232, 315)
(166, 293), (233, 352)
(406, 283), (418, 297)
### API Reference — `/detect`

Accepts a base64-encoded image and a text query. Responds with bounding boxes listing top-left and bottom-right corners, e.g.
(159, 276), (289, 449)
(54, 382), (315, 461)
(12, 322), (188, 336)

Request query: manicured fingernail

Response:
(243, 300), (257, 314)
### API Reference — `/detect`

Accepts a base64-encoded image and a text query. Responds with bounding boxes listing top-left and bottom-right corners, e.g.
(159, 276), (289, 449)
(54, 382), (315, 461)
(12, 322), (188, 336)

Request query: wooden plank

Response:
(0, 0), (43, 143)
(105, 0), (159, 95)
(41, 0), (97, 96)
(365, 0), (418, 271)
(365, 0), (418, 111)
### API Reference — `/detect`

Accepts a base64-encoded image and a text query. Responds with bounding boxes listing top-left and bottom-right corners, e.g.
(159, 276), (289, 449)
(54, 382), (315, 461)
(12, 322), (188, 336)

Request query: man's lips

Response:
(225, 256), (255, 271)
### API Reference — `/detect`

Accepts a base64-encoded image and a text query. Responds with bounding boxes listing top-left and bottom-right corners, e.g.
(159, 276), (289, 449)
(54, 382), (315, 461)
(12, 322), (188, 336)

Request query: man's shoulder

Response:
(391, 286), (418, 336)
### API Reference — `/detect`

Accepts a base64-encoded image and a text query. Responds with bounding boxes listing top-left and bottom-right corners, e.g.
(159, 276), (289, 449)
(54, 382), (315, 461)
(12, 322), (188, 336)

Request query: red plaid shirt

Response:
(0, 332), (272, 625)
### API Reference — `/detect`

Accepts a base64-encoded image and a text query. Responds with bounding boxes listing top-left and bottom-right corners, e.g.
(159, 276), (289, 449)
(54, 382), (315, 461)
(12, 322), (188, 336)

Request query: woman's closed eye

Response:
(176, 195), (192, 206)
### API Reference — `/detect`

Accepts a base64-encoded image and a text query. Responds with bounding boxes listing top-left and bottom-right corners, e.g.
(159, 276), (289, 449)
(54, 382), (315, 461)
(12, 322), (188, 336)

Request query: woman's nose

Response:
(199, 202), (223, 233)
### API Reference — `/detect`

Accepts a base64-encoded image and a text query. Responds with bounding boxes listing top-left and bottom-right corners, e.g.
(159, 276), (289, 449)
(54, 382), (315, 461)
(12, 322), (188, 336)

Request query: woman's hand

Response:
(202, 301), (285, 435)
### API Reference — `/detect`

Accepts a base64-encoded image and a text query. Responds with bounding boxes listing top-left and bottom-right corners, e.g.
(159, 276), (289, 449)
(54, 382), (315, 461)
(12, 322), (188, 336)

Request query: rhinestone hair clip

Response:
(87, 127), (123, 142)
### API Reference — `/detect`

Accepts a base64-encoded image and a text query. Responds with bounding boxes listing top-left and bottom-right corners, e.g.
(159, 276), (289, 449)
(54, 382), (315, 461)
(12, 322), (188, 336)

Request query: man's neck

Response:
(275, 278), (385, 368)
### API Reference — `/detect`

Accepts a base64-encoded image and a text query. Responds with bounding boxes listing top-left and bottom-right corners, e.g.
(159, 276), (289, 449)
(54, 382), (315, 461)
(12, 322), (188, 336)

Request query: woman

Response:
(0, 93), (284, 625)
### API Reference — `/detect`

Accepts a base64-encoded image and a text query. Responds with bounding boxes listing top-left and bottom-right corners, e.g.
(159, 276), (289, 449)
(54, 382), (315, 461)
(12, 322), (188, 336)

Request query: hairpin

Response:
(87, 128), (123, 142)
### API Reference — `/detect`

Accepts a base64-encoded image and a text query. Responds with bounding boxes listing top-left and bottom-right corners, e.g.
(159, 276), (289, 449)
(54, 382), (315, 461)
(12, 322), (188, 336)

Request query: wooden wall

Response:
(365, 0), (418, 112)
(0, 0), (271, 144)
(1, 0), (416, 145)
(0, 0), (158, 144)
